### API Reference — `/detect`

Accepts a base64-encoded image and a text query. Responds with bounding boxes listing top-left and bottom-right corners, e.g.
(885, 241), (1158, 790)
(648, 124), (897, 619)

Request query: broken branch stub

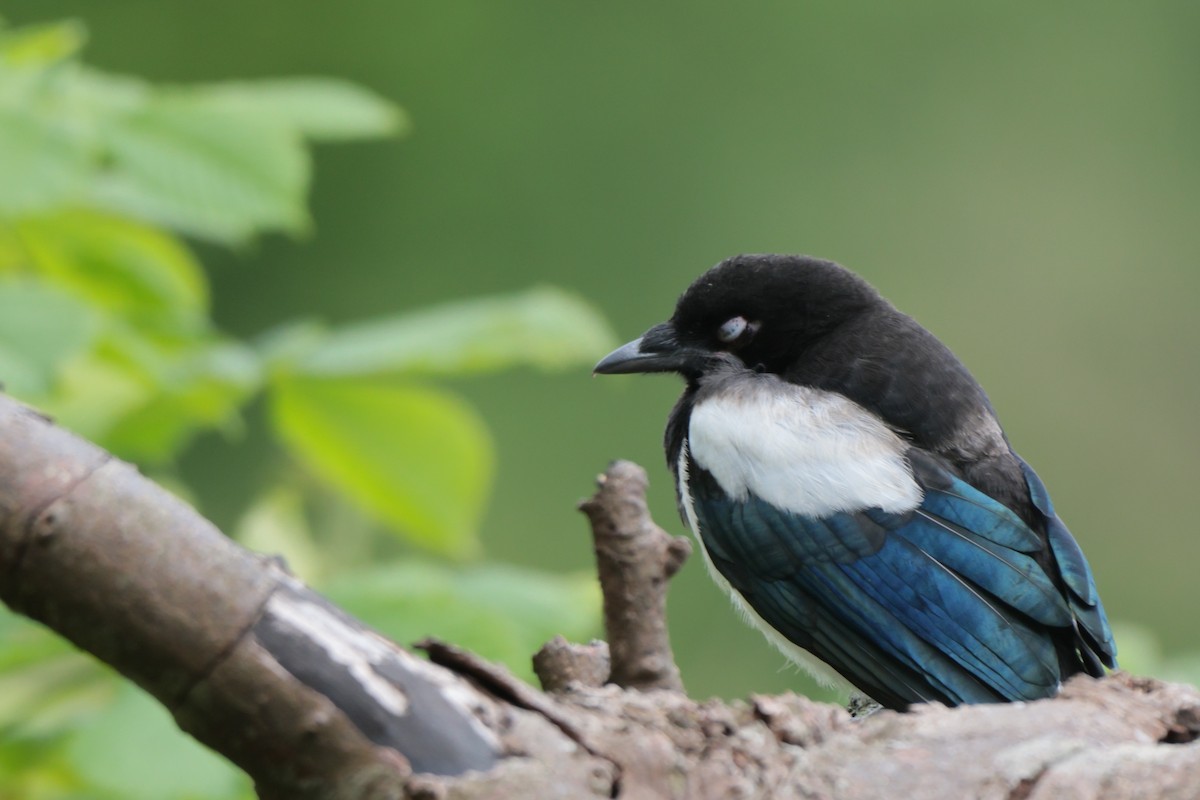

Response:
(578, 460), (692, 693)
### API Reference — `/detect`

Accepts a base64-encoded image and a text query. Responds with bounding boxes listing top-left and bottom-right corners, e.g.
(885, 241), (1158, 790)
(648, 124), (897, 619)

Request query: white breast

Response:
(687, 375), (922, 516)
(677, 375), (921, 690)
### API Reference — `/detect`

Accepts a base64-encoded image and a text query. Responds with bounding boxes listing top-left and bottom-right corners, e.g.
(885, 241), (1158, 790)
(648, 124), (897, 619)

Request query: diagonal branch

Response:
(0, 395), (498, 798)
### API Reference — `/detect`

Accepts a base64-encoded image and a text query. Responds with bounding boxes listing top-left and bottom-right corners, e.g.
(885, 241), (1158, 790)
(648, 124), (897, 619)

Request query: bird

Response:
(594, 253), (1116, 709)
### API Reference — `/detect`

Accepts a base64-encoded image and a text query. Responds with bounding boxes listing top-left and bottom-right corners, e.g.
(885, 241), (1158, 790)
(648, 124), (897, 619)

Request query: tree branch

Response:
(3, 393), (1199, 800)
(0, 395), (497, 798)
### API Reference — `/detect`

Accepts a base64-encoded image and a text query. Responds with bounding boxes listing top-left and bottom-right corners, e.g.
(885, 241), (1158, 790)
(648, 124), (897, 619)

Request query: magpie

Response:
(594, 254), (1116, 709)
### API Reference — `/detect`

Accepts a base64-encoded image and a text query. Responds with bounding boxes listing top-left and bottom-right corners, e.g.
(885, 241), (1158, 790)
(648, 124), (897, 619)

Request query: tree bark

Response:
(1, 394), (1198, 799)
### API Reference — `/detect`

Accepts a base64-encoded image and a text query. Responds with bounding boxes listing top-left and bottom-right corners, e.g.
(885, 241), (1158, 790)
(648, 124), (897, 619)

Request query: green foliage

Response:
(271, 377), (493, 558)
(0, 282), (97, 396)
(285, 287), (617, 378)
(0, 613), (112, 739)
(0, 20), (404, 241)
(0, 18), (611, 800)
(65, 686), (254, 800)
(192, 78), (407, 142)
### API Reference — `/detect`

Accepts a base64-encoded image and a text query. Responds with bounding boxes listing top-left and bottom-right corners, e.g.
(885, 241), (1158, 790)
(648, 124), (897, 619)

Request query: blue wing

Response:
(686, 450), (1111, 708)
(1017, 458), (1117, 671)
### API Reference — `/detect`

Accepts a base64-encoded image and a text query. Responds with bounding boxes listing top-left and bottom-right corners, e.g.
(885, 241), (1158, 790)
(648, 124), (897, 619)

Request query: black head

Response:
(595, 254), (882, 380)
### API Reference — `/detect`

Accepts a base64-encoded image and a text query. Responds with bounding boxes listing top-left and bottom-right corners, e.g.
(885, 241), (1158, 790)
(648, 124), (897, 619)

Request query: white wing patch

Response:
(688, 375), (921, 516)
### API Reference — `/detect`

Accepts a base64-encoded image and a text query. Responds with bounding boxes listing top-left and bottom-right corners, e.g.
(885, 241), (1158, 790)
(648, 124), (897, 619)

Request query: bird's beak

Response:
(594, 322), (707, 375)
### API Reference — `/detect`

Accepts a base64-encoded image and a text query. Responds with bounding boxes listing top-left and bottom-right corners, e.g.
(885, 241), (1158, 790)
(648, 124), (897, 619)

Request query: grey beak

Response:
(593, 337), (654, 374)
(594, 322), (707, 375)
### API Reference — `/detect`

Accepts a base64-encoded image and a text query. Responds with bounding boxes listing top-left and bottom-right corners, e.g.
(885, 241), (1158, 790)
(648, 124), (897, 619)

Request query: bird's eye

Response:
(717, 316), (749, 343)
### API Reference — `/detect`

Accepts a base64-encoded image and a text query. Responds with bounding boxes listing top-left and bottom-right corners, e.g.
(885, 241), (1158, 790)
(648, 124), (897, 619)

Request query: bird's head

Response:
(595, 254), (880, 380)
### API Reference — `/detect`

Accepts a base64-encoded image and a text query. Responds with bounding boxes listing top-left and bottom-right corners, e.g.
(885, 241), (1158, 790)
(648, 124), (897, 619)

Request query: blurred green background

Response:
(1, 1), (1198, 796)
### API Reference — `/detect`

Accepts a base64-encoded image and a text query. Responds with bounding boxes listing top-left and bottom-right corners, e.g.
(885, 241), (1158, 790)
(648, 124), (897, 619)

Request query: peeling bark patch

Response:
(264, 593), (411, 715)
(255, 587), (498, 775)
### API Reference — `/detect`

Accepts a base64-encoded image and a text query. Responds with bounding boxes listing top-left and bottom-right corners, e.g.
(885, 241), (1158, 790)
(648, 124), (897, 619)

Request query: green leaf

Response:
(324, 561), (602, 682)
(35, 349), (154, 446)
(0, 732), (86, 800)
(0, 653), (113, 739)
(97, 337), (262, 462)
(269, 377), (492, 558)
(63, 65), (152, 116)
(0, 19), (86, 67)
(0, 280), (98, 396)
(40, 331), (261, 462)
(66, 684), (249, 800)
(0, 110), (91, 216)
(0, 610), (80, 677)
(0, 222), (22, 270)
(285, 286), (617, 379)
(16, 210), (208, 333)
(0, 612), (113, 739)
(92, 99), (309, 244)
(191, 78), (407, 141)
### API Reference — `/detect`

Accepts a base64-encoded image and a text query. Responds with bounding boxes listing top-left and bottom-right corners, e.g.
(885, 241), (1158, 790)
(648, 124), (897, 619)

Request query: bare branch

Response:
(578, 460), (692, 692)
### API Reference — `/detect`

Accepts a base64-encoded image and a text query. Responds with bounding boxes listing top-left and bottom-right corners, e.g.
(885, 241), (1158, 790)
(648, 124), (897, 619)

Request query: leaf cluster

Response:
(0, 19), (611, 800)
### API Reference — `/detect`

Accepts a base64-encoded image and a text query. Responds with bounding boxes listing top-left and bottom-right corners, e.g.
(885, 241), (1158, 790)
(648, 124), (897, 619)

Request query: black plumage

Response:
(595, 253), (1116, 708)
